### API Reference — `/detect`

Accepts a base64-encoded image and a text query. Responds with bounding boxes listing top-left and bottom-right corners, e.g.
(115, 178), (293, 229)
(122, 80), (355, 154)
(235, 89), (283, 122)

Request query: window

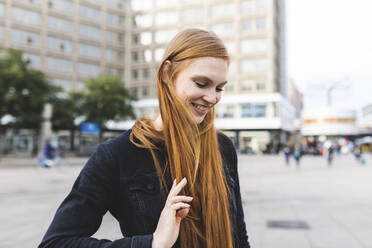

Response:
(142, 87), (149, 97)
(132, 0), (152, 11)
(106, 31), (124, 44)
(241, 59), (266, 73)
(143, 68), (149, 79)
(48, 16), (72, 32)
(80, 5), (100, 20)
(11, 29), (40, 46)
(241, 0), (254, 14)
(132, 69), (138, 79)
(117, 51), (124, 62)
(48, 0), (72, 12)
(241, 20), (252, 32)
(132, 51), (139, 62)
(155, 29), (177, 44)
(108, 0), (125, 9)
(219, 105), (234, 118)
(47, 37), (72, 53)
(132, 34), (139, 44)
(12, 8), (41, 25)
(256, 59), (266, 72)
(241, 80), (254, 91)
(105, 49), (114, 61)
(134, 14), (152, 28)
(157, 0), (177, 7)
(79, 43), (100, 57)
(46, 57), (71, 72)
(211, 3), (234, 18)
(256, 19), (265, 31)
(140, 32), (152, 45)
(156, 12), (178, 26)
(79, 24), (100, 39)
(241, 60), (255, 73)
(257, 80), (266, 91)
(106, 13), (124, 26)
(183, 8), (204, 22)
(78, 63), (100, 76)
(23, 0), (41, 4)
(144, 49), (152, 62)
(106, 31), (115, 43)
(256, 0), (266, 12)
(211, 23), (233, 36)
(155, 48), (164, 62)
(25, 54), (39, 67)
(242, 104), (266, 118)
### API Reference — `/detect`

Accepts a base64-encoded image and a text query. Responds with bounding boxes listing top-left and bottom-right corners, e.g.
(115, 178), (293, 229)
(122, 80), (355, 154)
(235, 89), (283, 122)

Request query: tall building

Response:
(123, 0), (294, 153)
(1, 0), (293, 153)
(0, 0), (127, 92)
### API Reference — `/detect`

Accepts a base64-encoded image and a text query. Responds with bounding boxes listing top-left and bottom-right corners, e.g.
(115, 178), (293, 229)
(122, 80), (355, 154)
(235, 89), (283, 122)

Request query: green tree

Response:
(0, 48), (58, 129)
(78, 75), (135, 128)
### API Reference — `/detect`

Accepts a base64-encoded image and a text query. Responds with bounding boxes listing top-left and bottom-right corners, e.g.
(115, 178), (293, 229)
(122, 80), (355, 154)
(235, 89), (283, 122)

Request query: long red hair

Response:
(130, 29), (233, 248)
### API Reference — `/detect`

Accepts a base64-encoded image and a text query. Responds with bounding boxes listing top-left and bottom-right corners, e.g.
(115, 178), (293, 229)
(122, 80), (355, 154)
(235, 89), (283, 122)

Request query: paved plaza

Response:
(1, 153), (372, 248)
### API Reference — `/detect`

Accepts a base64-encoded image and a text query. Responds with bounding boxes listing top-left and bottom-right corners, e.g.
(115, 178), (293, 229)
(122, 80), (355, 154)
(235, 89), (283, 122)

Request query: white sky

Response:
(286, 0), (372, 110)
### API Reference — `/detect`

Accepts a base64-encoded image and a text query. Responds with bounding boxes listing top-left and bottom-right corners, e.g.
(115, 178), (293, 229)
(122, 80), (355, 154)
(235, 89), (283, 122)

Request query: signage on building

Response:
(81, 122), (100, 134)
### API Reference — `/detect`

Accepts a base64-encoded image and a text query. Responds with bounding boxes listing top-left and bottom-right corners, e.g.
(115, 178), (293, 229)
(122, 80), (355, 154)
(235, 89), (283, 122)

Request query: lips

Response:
(191, 102), (210, 115)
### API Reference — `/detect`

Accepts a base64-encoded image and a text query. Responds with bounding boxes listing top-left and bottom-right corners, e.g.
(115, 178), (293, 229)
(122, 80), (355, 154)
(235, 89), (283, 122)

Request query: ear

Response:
(161, 60), (172, 83)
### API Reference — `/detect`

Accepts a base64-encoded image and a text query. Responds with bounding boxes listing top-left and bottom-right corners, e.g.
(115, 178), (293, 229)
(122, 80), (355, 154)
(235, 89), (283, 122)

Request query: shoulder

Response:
(99, 129), (138, 156)
(217, 132), (238, 173)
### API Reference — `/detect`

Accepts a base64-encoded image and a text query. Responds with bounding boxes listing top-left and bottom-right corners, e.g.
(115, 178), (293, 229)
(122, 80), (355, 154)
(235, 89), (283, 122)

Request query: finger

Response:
(169, 196), (193, 204)
(176, 207), (190, 221)
(170, 177), (187, 197)
(171, 202), (190, 211)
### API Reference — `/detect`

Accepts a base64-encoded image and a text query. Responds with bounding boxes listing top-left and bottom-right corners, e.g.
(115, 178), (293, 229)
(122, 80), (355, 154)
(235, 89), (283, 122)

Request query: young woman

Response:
(39, 29), (250, 248)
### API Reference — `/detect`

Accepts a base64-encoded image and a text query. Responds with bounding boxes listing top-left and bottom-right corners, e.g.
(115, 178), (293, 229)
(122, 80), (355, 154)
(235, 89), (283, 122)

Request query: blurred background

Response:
(0, 0), (372, 247)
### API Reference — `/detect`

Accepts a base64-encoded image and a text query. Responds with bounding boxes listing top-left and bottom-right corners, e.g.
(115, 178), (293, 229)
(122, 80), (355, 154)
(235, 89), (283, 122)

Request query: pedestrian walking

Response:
(39, 29), (250, 248)
(293, 144), (302, 168)
(327, 145), (334, 166)
(284, 146), (290, 166)
(38, 139), (55, 168)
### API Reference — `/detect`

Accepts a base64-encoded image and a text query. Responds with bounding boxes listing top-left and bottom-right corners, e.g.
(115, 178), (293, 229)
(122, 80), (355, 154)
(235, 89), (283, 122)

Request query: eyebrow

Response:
(191, 75), (228, 86)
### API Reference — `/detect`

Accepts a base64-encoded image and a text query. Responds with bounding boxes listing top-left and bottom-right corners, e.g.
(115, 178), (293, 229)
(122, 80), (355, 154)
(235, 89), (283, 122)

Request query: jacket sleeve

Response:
(38, 144), (153, 248)
(231, 146), (251, 248)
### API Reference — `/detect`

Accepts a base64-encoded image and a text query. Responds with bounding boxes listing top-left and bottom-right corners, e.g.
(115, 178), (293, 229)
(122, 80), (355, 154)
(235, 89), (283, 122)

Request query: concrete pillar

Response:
(38, 103), (53, 157)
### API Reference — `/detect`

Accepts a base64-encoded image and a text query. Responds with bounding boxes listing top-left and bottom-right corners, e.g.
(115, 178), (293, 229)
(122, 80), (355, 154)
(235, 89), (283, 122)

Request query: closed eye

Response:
(194, 81), (206, 88)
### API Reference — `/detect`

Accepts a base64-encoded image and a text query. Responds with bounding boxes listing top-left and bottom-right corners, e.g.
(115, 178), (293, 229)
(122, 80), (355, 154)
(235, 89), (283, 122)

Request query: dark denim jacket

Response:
(39, 130), (250, 248)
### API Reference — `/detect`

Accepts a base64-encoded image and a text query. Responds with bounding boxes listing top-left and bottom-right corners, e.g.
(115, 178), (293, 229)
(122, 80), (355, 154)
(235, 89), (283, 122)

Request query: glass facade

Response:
(242, 104), (266, 118)
(78, 63), (100, 76)
(25, 53), (39, 67)
(48, 0), (73, 12)
(80, 5), (101, 20)
(78, 43), (100, 58)
(46, 57), (72, 72)
(182, 8), (204, 22)
(12, 8), (41, 25)
(155, 12), (178, 26)
(79, 24), (100, 39)
(47, 37), (72, 53)
(211, 3), (234, 18)
(12, 29), (40, 46)
(48, 16), (73, 33)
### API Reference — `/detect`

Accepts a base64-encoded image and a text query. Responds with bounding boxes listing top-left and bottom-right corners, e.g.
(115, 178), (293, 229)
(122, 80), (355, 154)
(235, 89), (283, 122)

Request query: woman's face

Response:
(173, 57), (228, 124)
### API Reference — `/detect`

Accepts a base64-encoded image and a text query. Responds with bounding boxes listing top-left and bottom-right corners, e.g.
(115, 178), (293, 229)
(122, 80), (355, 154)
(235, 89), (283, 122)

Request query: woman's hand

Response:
(152, 178), (193, 248)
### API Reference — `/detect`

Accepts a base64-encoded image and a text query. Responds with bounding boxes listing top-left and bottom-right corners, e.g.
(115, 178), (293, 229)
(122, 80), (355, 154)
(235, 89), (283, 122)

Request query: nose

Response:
(202, 89), (219, 105)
